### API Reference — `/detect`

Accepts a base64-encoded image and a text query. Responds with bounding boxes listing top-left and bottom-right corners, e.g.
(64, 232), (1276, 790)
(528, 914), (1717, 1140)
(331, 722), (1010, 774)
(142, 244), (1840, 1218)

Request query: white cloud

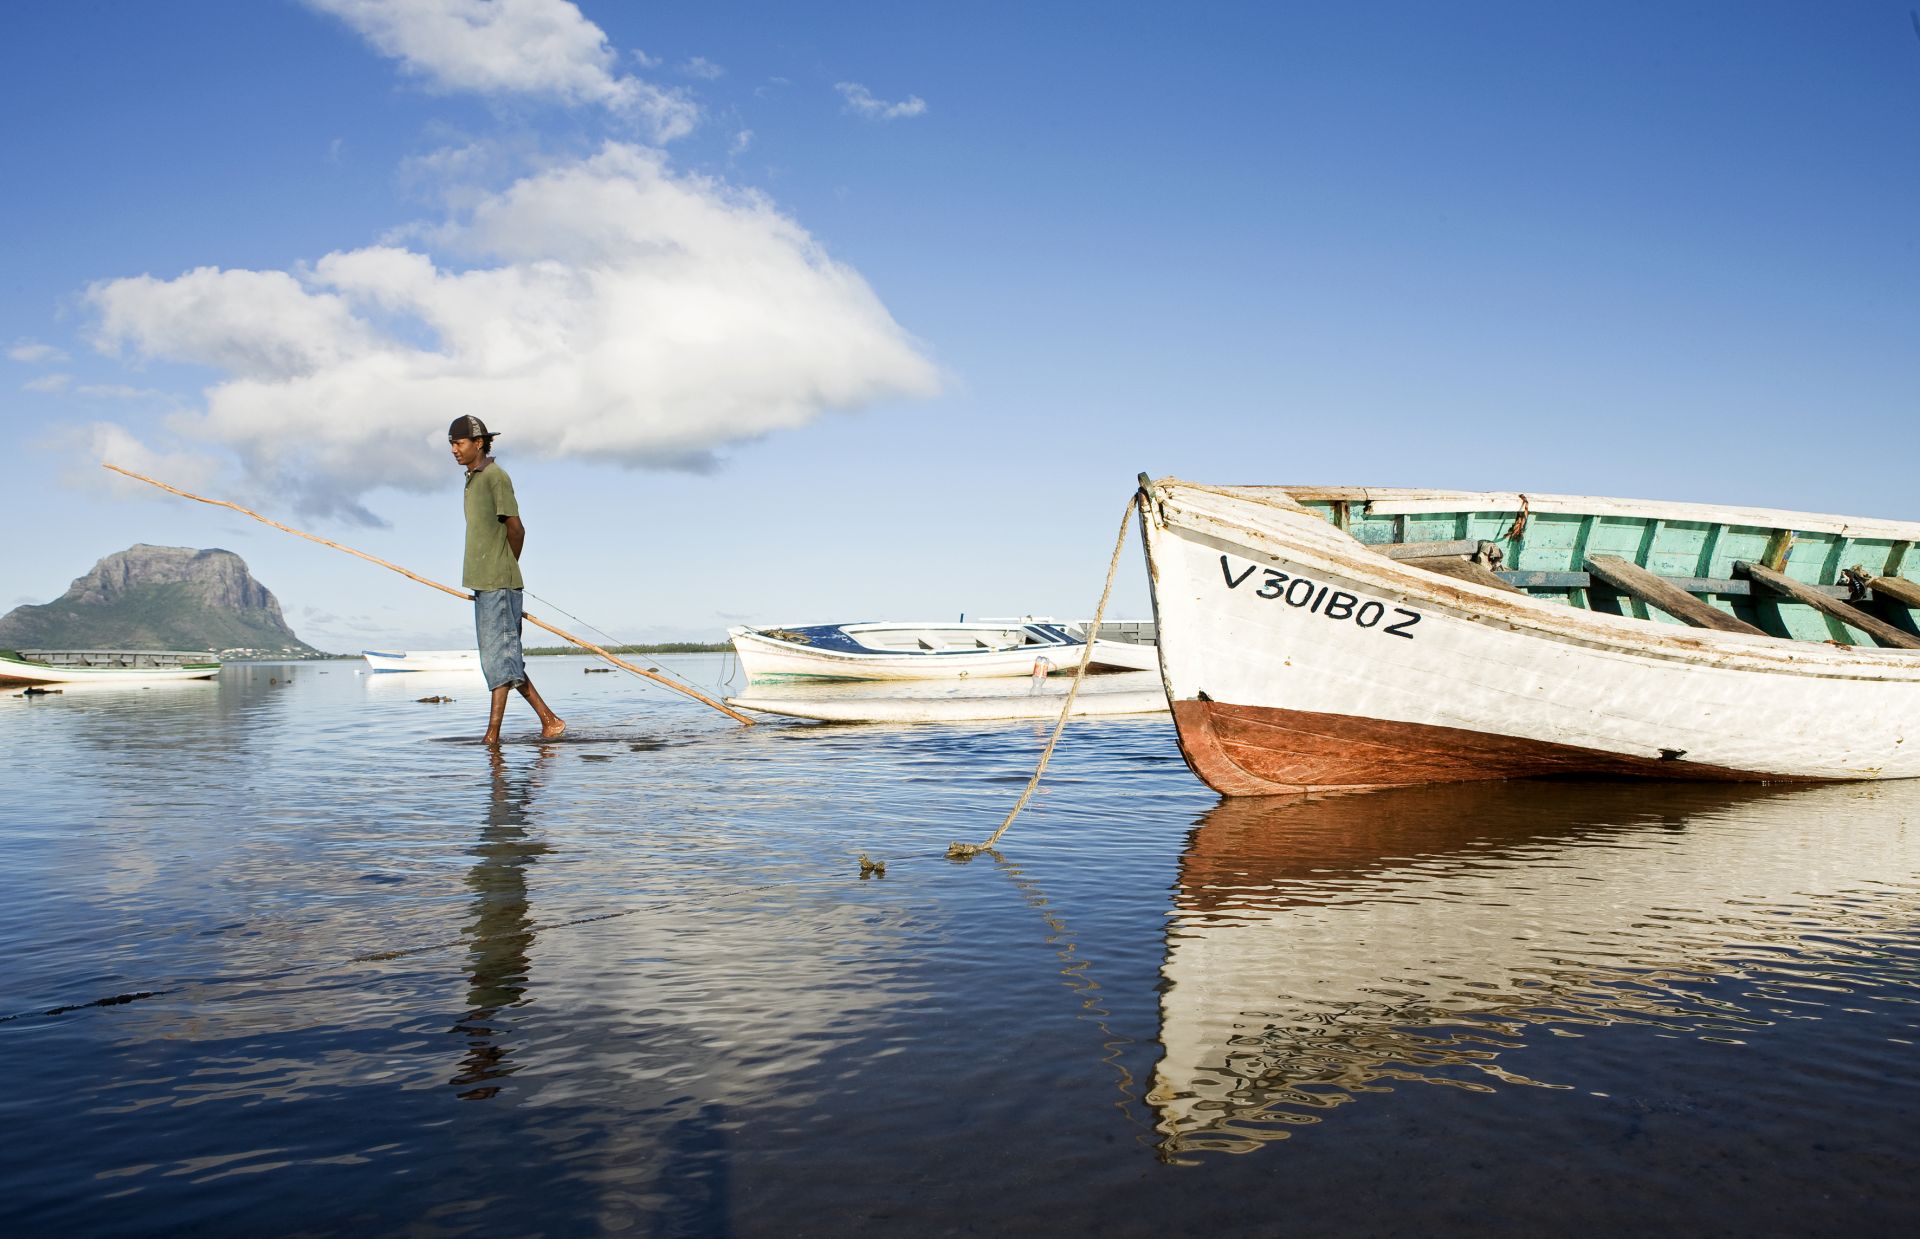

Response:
(681, 56), (724, 80)
(395, 138), (521, 208)
(85, 142), (940, 520)
(25, 373), (72, 393)
(85, 423), (225, 499)
(305, 0), (697, 140)
(835, 82), (927, 121)
(91, 268), (383, 379)
(730, 129), (753, 156)
(10, 341), (69, 363)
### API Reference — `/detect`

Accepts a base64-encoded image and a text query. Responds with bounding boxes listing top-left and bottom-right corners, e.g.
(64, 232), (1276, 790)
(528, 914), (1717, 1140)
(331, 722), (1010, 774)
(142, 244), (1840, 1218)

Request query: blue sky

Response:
(3, 1), (1916, 650)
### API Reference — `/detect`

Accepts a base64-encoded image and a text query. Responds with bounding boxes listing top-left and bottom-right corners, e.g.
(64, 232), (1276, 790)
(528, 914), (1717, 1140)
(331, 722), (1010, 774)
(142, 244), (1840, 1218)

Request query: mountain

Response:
(0, 544), (325, 656)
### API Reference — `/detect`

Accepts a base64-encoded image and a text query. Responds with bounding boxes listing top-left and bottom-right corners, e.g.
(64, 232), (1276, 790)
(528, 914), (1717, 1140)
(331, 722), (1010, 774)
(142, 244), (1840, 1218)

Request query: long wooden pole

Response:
(102, 463), (757, 726)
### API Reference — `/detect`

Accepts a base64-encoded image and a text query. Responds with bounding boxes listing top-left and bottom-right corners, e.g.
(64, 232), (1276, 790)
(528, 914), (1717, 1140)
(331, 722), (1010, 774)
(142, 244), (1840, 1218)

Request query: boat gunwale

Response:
(1220, 483), (1920, 542)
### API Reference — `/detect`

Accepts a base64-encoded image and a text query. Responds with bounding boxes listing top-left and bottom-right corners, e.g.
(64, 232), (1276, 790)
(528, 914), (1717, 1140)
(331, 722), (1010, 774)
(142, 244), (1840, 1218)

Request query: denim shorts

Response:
(474, 588), (527, 691)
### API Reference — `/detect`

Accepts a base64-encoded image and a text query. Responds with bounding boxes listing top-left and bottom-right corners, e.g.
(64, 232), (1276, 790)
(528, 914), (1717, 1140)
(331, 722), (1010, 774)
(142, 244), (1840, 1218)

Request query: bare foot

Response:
(541, 716), (567, 739)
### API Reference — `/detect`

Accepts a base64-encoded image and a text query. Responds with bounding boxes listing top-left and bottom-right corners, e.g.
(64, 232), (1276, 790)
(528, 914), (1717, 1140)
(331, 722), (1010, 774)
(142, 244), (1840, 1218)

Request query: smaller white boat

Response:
(362, 649), (482, 673)
(727, 621), (1157, 682)
(1, 649), (220, 685)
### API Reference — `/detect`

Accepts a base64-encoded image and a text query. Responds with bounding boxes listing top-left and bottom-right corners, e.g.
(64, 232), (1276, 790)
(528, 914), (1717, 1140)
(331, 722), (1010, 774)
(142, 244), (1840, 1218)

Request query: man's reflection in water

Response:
(451, 746), (553, 1100)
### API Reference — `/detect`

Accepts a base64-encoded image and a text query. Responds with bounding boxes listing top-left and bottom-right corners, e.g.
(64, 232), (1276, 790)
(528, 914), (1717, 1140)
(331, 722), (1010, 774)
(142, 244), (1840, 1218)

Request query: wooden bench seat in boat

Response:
(1379, 534), (1920, 647)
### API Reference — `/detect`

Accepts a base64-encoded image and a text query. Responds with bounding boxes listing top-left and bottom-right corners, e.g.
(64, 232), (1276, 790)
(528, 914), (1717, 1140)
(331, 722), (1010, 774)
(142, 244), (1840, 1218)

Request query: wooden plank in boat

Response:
(1400, 555), (1523, 593)
(1498, 571), (1854, 598)
(1760, 530), (1795, 572)
(1864, 574), (1920, 638)
(1736, 561), (1920, 650)
(1583, 555), (1768, 635)
(1869, 575), (1920, 608)
(1500, 571), (1594, 589)
(1375, 539), (1485, 560)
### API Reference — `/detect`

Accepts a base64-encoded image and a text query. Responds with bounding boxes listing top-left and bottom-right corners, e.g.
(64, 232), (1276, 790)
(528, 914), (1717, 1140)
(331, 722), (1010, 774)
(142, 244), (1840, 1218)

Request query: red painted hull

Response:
(1170, 698), (1809, 795)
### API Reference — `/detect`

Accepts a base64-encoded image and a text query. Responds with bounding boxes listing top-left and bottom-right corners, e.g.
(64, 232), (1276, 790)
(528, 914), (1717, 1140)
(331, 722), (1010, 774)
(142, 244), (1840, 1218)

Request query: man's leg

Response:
(476, 589), (523, 743)
(517, 677), (566, 739)
(495, 588), (562, 738)
(484, 684), (511, 745)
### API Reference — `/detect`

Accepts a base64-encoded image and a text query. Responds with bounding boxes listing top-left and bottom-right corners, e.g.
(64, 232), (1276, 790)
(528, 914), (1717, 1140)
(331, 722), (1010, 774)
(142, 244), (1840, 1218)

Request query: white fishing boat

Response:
(727, 620), (1157, 682)
(1136, 477), (1920, 794)
(362, 649), (481, 673)
(0, 649), (220, 685)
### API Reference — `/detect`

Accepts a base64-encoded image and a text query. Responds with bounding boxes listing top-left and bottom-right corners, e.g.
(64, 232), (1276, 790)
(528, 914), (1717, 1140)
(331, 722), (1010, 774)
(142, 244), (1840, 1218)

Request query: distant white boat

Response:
(727, 621), (1157, 682)
(1, 649), (220, 685)
(362, 649), (481, 673)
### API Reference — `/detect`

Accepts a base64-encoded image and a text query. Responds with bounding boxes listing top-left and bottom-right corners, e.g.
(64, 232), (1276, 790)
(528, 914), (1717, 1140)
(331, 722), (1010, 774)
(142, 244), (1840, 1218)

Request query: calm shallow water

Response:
(3, 654), (1918, 1236)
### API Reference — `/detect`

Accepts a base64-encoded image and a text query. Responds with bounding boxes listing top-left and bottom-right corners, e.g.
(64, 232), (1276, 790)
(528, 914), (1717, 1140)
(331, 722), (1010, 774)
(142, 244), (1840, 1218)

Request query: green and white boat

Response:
(1138, 479), (1920, 794)
(0, 649), (222, 686)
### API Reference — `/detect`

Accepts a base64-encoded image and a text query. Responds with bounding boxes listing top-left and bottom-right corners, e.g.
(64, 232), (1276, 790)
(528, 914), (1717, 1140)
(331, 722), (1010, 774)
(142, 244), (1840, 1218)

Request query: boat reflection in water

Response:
(1150, 779), (1920, 1161)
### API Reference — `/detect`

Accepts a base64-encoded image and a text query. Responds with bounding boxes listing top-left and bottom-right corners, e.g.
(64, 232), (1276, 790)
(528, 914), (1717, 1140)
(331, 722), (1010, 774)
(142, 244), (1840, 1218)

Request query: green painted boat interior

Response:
(1301, 500), (1920, 647)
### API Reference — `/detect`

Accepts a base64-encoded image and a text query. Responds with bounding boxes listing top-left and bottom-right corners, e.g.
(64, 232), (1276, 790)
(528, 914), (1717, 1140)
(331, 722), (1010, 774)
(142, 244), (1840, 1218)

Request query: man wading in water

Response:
(449, 415), (566, 745)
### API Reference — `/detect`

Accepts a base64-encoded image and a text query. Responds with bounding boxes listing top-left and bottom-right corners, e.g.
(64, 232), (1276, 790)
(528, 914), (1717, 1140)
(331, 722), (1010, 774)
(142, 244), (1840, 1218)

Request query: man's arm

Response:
(502, 514), (526, 560)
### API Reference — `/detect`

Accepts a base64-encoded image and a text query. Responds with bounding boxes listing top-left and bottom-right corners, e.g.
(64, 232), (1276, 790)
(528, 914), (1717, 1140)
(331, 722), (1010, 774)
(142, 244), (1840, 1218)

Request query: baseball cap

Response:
(448, 415), (495, 440)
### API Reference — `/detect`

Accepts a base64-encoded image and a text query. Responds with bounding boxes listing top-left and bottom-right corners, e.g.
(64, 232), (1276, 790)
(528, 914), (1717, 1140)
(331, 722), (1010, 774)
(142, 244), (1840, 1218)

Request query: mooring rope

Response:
(947, 491), (1141, 858)
(984, 848), (1150, 1134)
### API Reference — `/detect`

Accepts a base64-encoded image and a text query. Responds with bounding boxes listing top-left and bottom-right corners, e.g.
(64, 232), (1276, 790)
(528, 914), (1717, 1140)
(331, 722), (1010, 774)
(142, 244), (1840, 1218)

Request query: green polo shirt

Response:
(462, 460), (524, 591)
